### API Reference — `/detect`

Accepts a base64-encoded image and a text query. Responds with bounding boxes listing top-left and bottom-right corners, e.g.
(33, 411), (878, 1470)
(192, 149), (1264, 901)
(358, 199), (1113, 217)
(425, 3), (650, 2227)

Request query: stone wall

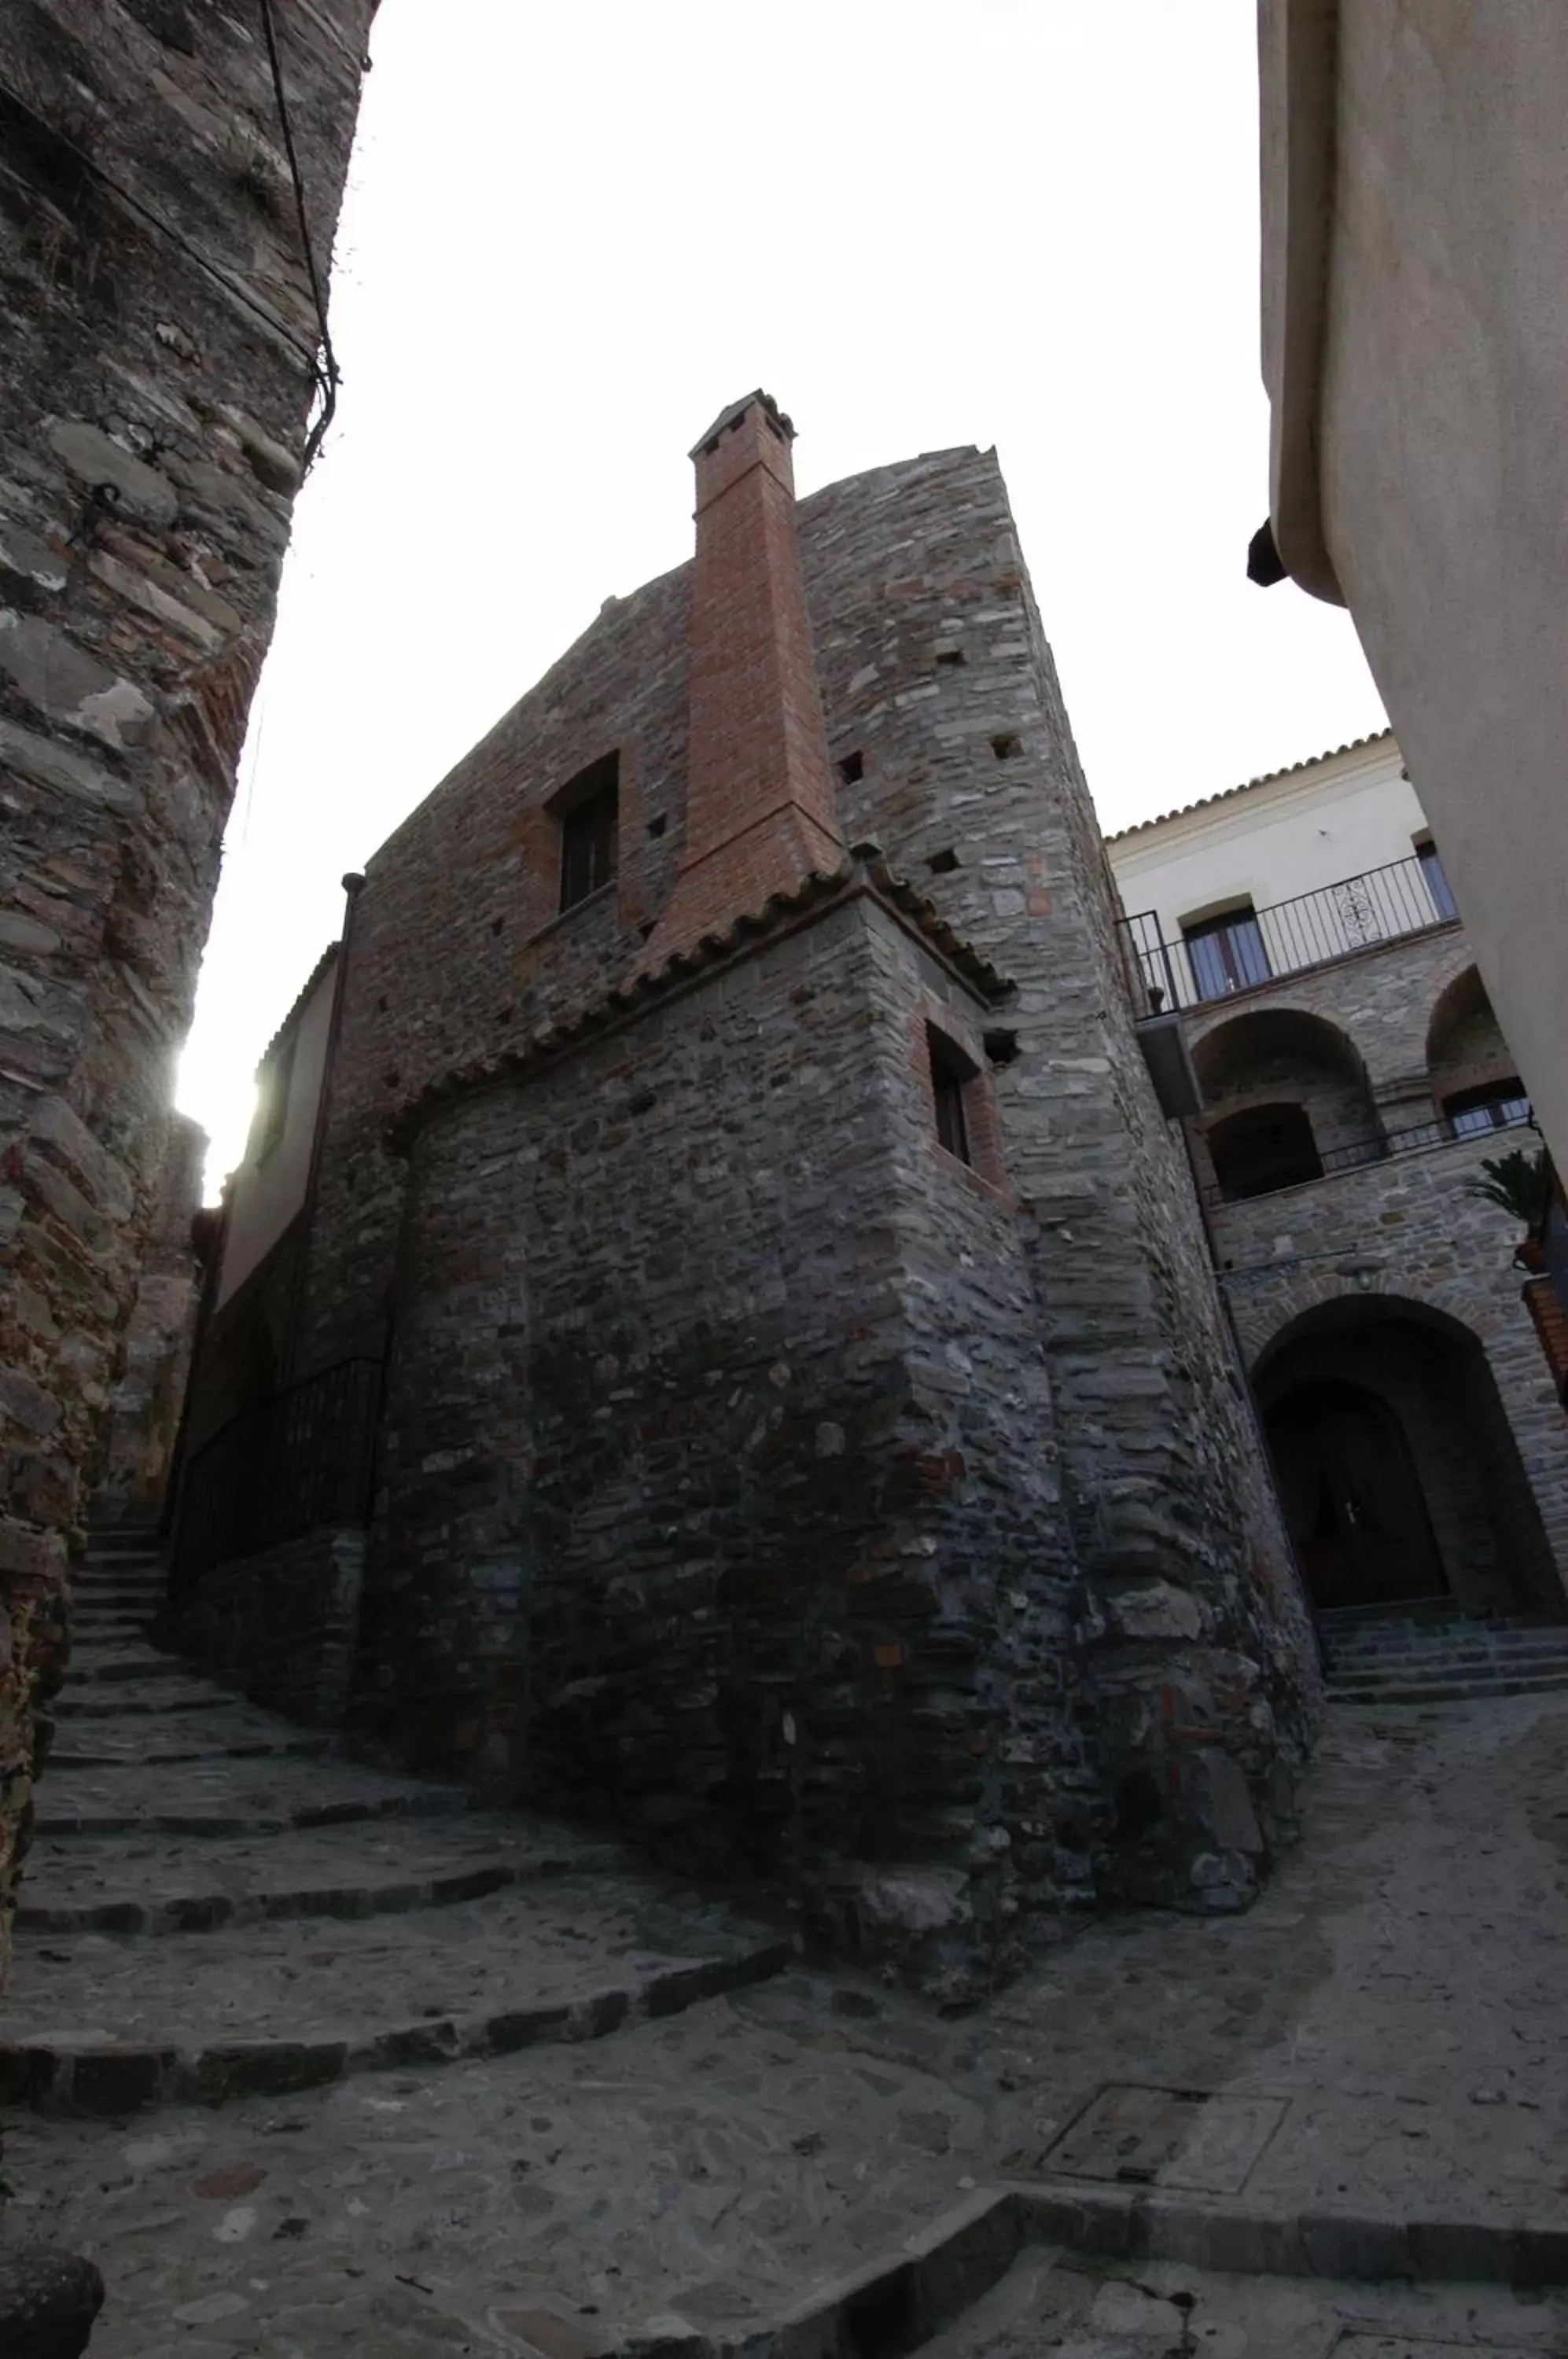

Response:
(1189, 927), (1568, 1606)
(798, 448), (1322, 1904)
(0, 0), (371, 1976)
(158, 1524), (363, 1724)
(364, 888), (1085, 1993)
(88, 1110), (204, 1528)
(243, 432), (1320, 1952)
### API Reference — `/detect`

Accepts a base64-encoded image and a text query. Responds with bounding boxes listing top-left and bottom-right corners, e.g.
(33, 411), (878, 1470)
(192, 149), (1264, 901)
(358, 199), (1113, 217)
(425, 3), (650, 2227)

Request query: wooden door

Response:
(1266, 1378), (1446, 1609)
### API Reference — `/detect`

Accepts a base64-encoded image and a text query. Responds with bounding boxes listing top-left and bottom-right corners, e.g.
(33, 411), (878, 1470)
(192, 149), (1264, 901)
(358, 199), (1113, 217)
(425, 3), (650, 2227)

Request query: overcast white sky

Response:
(179, 0), (1386, 1190)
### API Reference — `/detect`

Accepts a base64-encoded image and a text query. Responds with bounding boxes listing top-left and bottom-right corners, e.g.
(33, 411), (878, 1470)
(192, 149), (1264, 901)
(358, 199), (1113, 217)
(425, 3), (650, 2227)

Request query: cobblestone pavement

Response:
(2, 1618), (1566, 2355)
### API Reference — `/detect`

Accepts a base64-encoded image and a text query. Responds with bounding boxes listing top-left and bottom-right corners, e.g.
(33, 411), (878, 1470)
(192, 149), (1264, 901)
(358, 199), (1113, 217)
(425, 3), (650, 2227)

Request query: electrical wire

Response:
(257, 0), (340, 474)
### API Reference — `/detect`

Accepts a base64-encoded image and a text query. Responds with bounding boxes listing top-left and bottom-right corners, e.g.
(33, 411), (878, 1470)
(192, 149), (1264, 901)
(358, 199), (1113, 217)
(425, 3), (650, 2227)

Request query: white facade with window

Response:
(1108, 732), (1463, 1018)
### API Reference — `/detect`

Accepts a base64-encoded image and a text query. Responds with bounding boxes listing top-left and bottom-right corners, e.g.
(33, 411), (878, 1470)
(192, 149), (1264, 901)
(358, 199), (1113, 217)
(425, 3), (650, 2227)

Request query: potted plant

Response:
(1463, 1143), (1554, 1270)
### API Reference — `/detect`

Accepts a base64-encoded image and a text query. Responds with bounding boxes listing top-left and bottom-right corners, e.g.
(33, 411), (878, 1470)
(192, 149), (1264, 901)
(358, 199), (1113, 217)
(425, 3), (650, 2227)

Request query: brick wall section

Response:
(1523, 1276), (1568, 1404)
(0, 1), (371, 1975)
(639, 393), (845, 970)
(273, 432), (1320, 1950)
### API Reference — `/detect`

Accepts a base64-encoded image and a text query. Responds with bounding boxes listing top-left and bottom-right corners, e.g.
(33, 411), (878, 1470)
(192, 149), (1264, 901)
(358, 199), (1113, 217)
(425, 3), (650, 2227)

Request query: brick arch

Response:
(1234, 1271), (1483, 1371)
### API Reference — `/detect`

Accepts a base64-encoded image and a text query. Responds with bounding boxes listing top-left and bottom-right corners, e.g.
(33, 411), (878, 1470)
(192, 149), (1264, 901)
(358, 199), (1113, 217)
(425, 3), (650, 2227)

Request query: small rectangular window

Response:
(556, 753), (620, 912)
(927, 1026), (974, 1165)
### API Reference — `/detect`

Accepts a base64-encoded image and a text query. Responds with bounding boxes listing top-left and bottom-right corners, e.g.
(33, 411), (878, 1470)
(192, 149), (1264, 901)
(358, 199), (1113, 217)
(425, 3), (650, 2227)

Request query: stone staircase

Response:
(4, 1529), (789, 2117)
(1320, 1599), (1568, 1703)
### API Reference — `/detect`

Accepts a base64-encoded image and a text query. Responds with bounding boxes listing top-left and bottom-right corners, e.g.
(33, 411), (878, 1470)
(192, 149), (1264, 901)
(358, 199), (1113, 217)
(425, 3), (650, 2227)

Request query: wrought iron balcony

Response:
(1120, 853), (1457, 1015)
(1202, 1100), (1532, 1209)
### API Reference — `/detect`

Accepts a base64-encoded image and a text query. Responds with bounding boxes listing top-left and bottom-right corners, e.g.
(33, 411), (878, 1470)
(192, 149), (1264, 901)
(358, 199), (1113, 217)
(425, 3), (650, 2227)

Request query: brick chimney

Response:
(640, 392), (845, 967)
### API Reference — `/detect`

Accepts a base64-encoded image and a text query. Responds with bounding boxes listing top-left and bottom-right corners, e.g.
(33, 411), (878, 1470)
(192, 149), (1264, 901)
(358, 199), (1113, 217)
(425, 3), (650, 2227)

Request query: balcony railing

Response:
(170, 1356), (382, 1595)
(1202, 1102), (1532, 1209)
(1121, 855), (1456, 1014)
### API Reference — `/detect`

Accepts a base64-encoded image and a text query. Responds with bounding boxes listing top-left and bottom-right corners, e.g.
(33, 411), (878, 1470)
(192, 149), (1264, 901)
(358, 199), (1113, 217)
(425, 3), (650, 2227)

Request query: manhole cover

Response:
(1040, 2082), (1286, 2195)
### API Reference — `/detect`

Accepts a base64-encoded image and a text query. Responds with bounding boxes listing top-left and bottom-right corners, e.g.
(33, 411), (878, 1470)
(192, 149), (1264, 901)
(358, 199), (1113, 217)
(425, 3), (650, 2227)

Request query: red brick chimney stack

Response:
(639, 392), (845, 967)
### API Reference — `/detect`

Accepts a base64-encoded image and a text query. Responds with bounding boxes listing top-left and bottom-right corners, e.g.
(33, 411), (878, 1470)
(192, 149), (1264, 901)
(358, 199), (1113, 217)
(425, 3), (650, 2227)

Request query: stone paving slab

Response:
(16, 1811), (627, 1934)
(1, 1989), (991, 2357)
(34, 1753), (473, 1836)
(1, 1876), (788, 2114)
(7, 1694), (1568, 2352)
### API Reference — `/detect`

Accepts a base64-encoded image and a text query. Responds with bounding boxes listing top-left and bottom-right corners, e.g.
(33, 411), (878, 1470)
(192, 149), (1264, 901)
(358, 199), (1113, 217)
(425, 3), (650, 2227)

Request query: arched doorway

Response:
(1265, 1377), (1445, 1609)
(1255, 1294), (1562, 1618)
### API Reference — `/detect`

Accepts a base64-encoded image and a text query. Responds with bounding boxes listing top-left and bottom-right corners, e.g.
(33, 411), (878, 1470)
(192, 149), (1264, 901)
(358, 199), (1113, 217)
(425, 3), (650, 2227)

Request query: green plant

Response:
(1463, 1144), (1554, 1238)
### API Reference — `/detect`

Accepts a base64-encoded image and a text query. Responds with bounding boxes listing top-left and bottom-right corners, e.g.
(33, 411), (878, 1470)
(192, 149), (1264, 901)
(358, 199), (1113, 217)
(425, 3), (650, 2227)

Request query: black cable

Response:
(257, 0), (340, 473)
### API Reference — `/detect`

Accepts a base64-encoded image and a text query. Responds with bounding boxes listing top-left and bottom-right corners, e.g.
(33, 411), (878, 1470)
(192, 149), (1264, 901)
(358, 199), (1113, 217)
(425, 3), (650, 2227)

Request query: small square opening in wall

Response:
(935, 647), (967, 669)
(837, 750), (864, 786)
(646, 812), (668, 840)
(990, 733), (1021, 760)
(926, 1025), (976, 1167)
(927, 846), (961, 875)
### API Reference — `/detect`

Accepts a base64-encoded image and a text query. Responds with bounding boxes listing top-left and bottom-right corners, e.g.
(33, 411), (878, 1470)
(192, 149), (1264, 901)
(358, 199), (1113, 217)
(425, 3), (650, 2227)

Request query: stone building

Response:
(0, 2), (373, 1983)
(168, 394), (1320, 1986)
(1253, 4), (1568, 1174)
(1110, 731), (1568, 1623)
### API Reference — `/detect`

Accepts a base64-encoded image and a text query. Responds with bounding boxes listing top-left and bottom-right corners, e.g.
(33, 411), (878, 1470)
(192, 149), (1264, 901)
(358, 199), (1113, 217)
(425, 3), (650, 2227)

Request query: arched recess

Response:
(1191, 1007), (1381, 1200)
(1425, 965), (1529, 1134)
(1253, 1292), (1562, 1618)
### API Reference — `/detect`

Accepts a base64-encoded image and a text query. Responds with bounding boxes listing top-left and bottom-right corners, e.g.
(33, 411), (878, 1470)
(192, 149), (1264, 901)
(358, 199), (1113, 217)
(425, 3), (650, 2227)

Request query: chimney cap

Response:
(689, 388), (794, 462)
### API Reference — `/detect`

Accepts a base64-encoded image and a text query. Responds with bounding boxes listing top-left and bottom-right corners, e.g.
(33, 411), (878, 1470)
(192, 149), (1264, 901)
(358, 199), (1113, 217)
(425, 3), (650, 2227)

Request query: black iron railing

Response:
(1203, 1102), (1532, 1208)
(170, 1356), (382, 1595)
(1121, 854), (1456, 1014)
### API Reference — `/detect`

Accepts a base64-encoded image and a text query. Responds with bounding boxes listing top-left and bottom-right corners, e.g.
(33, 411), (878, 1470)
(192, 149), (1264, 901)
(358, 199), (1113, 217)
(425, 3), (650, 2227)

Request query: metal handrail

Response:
(1121, 854), (1456, 1014)
(169, 1356), (383, 1594)
(1202, 1102), (1531, 1208)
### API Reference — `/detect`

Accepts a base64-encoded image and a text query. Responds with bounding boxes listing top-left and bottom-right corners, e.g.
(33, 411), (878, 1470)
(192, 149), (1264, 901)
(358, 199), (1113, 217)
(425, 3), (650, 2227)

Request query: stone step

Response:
(34, 1754), (473, 1838)
(62, 1647), (203, 1687)
(49, 1709), (337, 1768)
(0, 1875), (789, 2116)
(1328, 1670), (1568, 1704)
(1325, 1640), (1568, 1673)
(1331, 1654), (1568, 1686)
(15, 1812), (630, 1937)
(52, 1684), (239, 1719)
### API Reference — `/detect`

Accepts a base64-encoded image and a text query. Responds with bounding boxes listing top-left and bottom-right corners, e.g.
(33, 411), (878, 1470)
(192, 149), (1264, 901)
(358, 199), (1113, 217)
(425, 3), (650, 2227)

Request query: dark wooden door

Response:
(1266, 1378), (1447, 1609)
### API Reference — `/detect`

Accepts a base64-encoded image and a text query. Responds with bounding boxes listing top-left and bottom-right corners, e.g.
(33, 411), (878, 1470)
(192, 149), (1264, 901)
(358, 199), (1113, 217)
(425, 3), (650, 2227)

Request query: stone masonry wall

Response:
(799, 449), (1321, 1905)
(88, 1109), (204, 1527)
(272, 441), (1321, 1929)
(1183, 922), (1568, 1604)
(1213, 1122), (1568, 1601)
(368, 892), (1087, 1994)
(0, 0), (371, 1975)
(159, 1523), (363, 1724)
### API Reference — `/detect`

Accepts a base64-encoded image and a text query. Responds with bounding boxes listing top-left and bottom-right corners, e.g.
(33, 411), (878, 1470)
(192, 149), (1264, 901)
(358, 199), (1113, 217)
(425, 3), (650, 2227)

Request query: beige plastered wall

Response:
(216, 959), (337, 1308)
(1109, 738), (1430, 944)
(1258, 0), (1568, 1169)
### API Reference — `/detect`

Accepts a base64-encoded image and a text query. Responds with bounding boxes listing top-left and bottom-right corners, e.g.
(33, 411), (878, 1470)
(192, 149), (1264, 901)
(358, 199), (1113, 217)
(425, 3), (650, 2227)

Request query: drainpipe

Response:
(283, 870), (365, 1389)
